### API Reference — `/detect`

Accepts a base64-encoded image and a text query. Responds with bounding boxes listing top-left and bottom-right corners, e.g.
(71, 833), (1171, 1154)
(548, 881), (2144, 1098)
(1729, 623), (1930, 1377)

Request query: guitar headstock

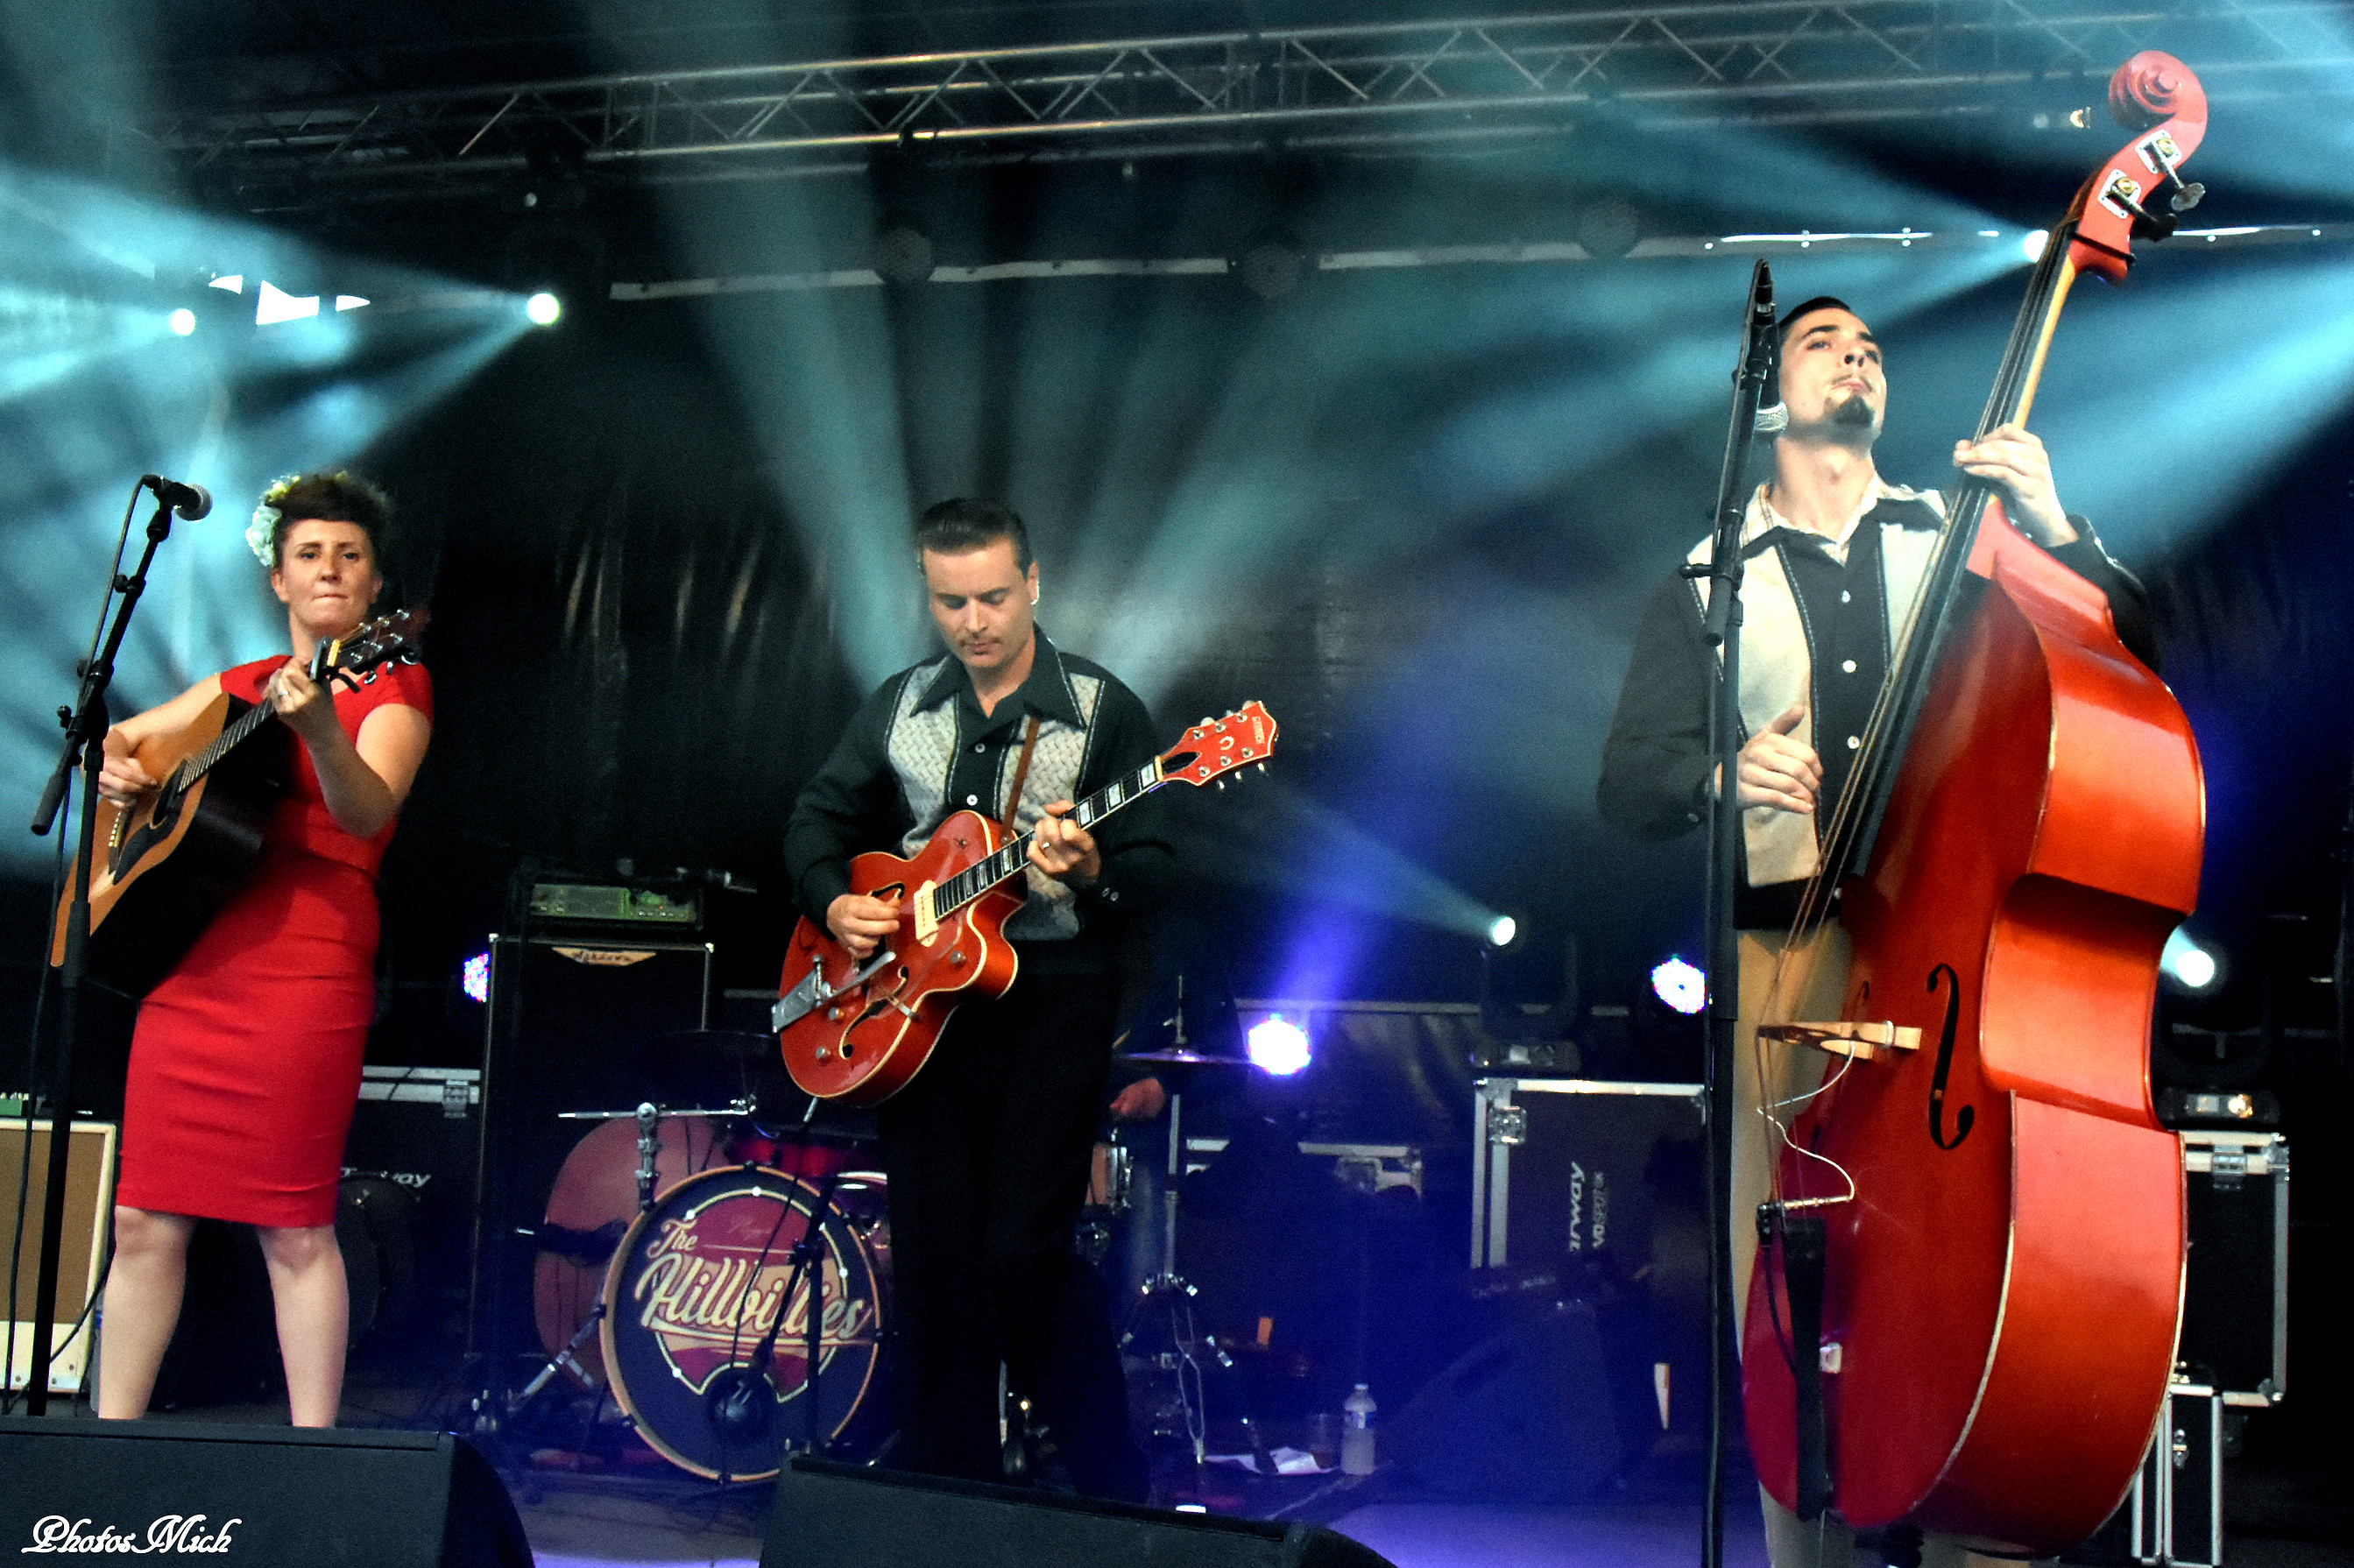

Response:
(2067, 52), (2209, 282)
(1159, 701), (1277, 789)
(315, 604), (431, 689)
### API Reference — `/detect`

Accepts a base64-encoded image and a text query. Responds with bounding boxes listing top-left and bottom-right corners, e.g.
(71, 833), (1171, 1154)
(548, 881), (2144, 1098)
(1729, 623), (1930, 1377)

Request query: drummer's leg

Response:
(876, 1021), (999, 1482)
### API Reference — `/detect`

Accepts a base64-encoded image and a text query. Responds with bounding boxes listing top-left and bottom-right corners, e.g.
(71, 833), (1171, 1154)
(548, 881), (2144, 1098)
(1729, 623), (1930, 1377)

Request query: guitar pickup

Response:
(1757, 1020), (1923, 1061)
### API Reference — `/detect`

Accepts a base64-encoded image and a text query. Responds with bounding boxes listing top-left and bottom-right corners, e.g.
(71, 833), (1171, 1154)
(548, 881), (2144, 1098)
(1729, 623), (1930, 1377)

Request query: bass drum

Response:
(534, 1114), (730, 1387)
(600, 1165), (891, 1481)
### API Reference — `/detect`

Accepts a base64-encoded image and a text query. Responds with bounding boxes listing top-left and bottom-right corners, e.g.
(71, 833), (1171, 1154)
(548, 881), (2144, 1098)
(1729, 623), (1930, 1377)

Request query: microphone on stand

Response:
(139, 475), (212, 520)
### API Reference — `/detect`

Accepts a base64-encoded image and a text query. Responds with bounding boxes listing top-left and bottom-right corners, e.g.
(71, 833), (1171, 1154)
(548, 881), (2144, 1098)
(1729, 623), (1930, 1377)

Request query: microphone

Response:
(139, 474), (212, 520)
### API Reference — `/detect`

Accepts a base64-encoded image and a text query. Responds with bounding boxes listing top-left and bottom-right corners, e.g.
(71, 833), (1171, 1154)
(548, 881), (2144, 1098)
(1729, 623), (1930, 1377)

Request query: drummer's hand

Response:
(97, 734), (159, 807)
(826, 891), (901, 961)
(1955, 422), (2076, 547)
(1108, 1077), (1167, 1123)
(1029, 801), (1100, 883)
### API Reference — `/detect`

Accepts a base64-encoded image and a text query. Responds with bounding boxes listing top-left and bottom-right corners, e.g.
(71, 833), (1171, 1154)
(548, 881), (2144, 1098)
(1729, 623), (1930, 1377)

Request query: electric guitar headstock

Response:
(1157, 701), (1277, 791)
(315, 604), (431, 689)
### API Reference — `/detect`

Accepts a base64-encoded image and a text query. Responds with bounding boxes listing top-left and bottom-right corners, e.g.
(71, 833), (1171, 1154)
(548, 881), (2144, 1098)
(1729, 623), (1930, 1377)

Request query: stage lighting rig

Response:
(525, 292), (563, 326)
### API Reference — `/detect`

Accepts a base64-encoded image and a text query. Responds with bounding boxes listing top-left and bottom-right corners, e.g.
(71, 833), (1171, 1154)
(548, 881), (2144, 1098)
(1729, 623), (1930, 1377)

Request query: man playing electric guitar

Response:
(784, 498), (1173, 1501)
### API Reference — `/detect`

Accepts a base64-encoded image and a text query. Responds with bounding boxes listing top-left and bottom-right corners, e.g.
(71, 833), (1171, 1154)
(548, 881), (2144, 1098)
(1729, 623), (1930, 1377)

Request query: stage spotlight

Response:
(1575, 196), (1644, 260)
(335, 294), (371, 313)
(255, 280), (320, 325)
(1651, 957), (1707, 1016)
(1238, 241), (1304, 301)
(2161, 929), (2223, 993)
(2021, 230), (2051, 264)
(460, 951), (491, 1004)
(525, 292), (562, 326)
(208, 274), (243, 293)
(873, 224), (937, 287)
(1245, 1014), (1311, 1077)
(1484, 915), (1519, 950)
(167, 307), (196, 336)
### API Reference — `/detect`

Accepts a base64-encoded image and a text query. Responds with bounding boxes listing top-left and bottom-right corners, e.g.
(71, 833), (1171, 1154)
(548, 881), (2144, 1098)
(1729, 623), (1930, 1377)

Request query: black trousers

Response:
(876, 966), (1149, 1501)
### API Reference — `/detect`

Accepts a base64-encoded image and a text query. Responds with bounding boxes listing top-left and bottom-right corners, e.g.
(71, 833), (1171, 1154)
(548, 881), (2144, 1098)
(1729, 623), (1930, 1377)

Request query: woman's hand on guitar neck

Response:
(827, 891), (902, 961)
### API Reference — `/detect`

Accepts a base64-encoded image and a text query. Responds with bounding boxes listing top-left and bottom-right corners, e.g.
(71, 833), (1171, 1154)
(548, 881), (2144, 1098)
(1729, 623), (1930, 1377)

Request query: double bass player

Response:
(1597, 297), (2160, 1568)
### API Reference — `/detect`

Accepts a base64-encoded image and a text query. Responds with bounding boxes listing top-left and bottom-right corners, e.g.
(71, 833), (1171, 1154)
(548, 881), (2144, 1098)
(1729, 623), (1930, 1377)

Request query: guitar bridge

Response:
(1757, 1020), (1923, 1062)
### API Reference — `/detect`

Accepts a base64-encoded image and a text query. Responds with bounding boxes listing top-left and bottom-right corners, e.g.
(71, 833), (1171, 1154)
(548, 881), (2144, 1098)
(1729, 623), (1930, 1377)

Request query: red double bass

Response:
(1742, 53), (2209, 1556)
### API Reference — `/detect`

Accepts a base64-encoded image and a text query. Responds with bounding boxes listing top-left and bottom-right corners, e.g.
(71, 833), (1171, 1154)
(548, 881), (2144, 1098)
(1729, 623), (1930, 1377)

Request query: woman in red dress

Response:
(93, 471), (433, 1426)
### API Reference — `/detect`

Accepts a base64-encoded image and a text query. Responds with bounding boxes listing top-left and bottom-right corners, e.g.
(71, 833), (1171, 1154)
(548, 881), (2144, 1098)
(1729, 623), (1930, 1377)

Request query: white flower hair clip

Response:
(247, 475), (300, 567)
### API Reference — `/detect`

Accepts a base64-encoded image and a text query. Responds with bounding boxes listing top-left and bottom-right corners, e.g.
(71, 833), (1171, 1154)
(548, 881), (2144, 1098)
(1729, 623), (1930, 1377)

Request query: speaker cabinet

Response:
(2, 1120), (115, 1394)
(0, 1418), (529, 1567)
(766, 1457), (1396, 1568)
(471, 935), (711, 1366)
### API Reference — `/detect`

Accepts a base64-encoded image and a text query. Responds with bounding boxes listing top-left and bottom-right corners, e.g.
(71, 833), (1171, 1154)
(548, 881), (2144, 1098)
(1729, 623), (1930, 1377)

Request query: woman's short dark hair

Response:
(264, 470), (393, 565)
(914, 498), (1032, 572)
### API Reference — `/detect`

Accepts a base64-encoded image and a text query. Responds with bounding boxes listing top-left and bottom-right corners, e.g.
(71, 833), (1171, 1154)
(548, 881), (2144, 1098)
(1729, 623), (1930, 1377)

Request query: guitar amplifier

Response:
(470, 935), (712, 1365)
(1, 1121), (116, 1394)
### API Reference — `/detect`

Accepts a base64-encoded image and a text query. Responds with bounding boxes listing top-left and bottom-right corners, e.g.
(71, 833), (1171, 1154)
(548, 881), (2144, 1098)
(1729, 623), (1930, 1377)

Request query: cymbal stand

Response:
(505, 1102), (663, 1423)
(1118, 1084), (1276, 1475)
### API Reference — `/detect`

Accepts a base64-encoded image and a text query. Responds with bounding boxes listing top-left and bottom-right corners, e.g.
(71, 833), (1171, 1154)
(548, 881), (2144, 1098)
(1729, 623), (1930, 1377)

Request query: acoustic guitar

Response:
(774, 701), (1276, 1105)
(52, 605), (428, 995)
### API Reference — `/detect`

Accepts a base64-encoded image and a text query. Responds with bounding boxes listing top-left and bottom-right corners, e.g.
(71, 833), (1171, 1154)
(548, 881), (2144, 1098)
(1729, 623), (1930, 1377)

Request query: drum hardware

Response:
(1114, 1073), (1276, 1475)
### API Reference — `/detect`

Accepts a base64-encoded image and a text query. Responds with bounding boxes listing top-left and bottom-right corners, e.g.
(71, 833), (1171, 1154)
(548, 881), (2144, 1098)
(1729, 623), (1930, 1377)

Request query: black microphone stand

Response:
(23, 487), (181, 1413)
(1686, 259), (1779, 1568)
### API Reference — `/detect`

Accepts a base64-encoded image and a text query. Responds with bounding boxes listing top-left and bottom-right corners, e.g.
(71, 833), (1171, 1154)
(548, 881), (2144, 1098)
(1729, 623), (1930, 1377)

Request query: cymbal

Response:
(1123, 1049), (1254, 1067)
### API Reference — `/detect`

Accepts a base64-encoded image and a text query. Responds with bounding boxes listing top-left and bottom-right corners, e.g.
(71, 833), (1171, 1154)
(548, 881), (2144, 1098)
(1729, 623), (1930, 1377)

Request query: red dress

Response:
(116, 654), (433, 1229)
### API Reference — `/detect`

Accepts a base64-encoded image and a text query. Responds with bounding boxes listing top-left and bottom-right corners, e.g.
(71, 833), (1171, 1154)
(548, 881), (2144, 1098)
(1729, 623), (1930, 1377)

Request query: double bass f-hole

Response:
(1925, 964), (1974, 1150)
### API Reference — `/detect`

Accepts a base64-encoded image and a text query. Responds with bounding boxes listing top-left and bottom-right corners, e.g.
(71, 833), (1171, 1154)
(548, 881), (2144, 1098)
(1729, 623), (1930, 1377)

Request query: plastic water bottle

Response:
(1341, 1382), (1377, 1475)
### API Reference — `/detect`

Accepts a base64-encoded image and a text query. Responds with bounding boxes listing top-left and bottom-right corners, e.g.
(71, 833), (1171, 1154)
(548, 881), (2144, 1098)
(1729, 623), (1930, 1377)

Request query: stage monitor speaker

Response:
(0, 1417), (530, 1567)
(1386, 1298), (1622, 1502)
(766, 1456), (1396, 1568)
(2, 1120), (116, 1394)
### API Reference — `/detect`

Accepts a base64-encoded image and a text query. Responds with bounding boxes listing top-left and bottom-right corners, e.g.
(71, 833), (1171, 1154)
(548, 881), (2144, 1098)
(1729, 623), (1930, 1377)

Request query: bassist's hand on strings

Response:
(1029, 800), (1101, 883)
(1719, 701), (1821, 816)
(827, 892), (902, 962)
(1954, 422), (2078, 547)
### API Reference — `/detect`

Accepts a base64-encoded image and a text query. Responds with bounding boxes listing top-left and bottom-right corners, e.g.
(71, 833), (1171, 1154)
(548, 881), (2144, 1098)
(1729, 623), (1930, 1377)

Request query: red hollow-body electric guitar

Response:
(774, 702), (1276, 1105)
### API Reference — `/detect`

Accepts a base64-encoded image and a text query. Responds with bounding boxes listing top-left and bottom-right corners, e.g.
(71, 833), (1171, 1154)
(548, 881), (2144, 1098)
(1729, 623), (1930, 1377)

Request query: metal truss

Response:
(149, 3), (2354, 202)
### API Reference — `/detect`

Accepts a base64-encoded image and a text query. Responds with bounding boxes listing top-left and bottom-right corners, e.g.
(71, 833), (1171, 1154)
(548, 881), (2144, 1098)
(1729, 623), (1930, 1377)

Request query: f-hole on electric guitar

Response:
(774, 701), (1276, 1106)
(52, 604), (429, 995)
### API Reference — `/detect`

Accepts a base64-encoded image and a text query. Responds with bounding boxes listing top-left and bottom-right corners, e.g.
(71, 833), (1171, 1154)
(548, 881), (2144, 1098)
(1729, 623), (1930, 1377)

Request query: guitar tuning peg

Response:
(1256, 762), (1267, 774)
(1214, 780), (1226, 791)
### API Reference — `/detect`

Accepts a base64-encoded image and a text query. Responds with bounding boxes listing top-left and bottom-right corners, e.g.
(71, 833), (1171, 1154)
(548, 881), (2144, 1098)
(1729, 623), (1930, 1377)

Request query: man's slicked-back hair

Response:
(915, 498), (1033, 572)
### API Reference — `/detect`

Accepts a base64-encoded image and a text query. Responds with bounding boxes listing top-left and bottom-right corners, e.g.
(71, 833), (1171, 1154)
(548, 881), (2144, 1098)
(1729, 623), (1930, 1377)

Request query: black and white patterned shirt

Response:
(1596, 482), (2158, 927)
(786, 629), (1175, 971)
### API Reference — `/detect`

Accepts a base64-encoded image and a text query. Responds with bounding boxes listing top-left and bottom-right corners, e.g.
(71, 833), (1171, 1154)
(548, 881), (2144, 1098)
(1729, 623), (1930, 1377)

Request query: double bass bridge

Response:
(1757, 1019), (1922, 1062)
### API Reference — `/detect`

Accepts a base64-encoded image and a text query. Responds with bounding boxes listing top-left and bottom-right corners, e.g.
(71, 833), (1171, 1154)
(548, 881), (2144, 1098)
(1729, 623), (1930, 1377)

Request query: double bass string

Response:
(1752, 232), (2082, 1208)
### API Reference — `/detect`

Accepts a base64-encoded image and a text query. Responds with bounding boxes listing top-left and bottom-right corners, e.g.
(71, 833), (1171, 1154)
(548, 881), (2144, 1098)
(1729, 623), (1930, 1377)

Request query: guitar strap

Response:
(1000, 716), (1043, 832)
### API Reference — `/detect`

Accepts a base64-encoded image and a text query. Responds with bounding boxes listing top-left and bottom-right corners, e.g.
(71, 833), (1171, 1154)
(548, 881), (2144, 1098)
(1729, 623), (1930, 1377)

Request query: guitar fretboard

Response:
(930, 759), (1164, 920)
(182, 700), (275, 788)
